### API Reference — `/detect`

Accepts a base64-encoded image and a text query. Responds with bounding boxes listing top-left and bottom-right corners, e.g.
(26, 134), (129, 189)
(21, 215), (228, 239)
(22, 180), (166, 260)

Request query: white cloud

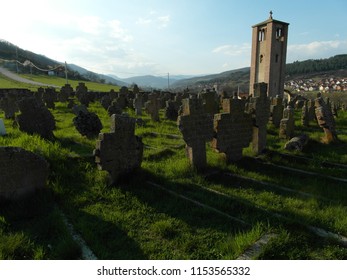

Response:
(212, 43), (251, 56)
(108, 20), (133, 42)
(157, 15), (170, 29)
(287, 40), (347, 61)
(136, 12), (170, 29)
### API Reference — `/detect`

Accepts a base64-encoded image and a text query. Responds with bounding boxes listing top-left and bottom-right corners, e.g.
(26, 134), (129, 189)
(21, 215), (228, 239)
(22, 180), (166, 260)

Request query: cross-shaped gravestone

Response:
(43, 88), (56, 109)
(94, 114), (143, 185)
(212, 97), (252, 162)
(246, 83), (271, 154)
(76, 82), (89, 107)
(145, 93), (160, 122)
(177, 97), (214, 170)
(107, 100), (122, 116)
(59, 84), (74, 102)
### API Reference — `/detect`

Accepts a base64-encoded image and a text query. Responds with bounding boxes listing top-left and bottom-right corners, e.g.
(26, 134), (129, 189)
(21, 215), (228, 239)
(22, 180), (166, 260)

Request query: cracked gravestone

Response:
(94, 114), (143, 185)
(0, 147), (49, 200)
(177, 97), (214, 170)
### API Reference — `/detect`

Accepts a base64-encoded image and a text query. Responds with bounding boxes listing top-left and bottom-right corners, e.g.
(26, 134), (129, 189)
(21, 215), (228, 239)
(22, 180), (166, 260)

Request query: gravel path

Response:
(0, 66), (59, 88)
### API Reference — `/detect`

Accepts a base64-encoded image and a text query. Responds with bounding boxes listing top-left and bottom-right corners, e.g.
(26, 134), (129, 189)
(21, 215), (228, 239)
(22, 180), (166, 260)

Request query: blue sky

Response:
(1, 0), (346, 78)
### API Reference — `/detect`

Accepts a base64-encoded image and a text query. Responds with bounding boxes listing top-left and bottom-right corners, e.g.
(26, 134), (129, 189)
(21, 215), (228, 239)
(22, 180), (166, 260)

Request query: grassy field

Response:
(0, 81), (347, 259)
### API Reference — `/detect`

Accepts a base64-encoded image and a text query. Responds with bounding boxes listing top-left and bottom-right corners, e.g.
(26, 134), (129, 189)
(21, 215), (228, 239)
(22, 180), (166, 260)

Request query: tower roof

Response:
(252, 11), (289, 28)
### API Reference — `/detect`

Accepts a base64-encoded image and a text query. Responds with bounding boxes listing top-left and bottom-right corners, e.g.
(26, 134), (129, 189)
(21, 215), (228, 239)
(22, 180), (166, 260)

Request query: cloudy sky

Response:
(1, 0), (346, 78)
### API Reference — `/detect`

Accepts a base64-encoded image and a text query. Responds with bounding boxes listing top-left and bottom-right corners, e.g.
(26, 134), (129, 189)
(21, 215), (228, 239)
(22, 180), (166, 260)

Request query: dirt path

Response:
(0, 66), (59, 88)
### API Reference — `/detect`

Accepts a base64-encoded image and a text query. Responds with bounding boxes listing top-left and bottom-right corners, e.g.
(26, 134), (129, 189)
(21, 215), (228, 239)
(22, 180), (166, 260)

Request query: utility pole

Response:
(64, 61), (68, 84)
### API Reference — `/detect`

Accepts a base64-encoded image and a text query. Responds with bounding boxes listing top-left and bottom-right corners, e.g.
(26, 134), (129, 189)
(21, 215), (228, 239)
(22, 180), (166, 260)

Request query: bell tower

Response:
(249, 11), (289, 97)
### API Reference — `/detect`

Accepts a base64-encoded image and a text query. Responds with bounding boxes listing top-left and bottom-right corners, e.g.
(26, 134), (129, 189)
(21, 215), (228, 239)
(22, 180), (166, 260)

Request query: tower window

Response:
(275, 54), (279, 62)
(276, 27), (283, 38)
(260, 54), (263, 63)
(258, 28), (266, 41)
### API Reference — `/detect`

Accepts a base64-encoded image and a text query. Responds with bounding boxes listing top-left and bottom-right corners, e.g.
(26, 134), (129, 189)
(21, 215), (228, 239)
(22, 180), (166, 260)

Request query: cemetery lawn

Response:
(1, 98), (347, 259)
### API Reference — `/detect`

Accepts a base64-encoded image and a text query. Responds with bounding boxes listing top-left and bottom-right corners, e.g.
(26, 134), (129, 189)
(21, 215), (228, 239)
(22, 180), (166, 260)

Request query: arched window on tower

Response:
(276, 27), (283, 38)
(275, 54), (279, 63)
(258, 28), (266, 41)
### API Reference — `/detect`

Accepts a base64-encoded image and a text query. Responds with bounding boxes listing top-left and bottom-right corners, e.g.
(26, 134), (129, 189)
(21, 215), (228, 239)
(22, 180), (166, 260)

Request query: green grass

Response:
(1, 93), (347, 259)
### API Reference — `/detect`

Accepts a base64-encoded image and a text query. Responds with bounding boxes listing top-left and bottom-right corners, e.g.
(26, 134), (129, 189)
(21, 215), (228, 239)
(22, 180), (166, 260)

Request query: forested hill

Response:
(286, 54), (347, 76)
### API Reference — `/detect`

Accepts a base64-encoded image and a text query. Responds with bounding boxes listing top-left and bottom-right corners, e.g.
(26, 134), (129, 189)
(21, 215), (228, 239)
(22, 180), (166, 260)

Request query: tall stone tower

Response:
(249, 11), (289, 97)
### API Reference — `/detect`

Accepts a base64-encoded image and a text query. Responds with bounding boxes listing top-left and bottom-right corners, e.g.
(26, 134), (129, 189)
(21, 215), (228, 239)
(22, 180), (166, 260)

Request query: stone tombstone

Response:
(0, 147), (49, 200)
(73, 109), (103, 138)
(16, 97), (56, 139)
(34, 87), (44, 102)
(59, 84), (74, 102)
(177, 97), (214, 170)
(301, 100), (309, 127)
(199, 89), (219, 115)
(94, 114), (143, 185)
(212, 97), (252, 162)
(101, 94), (112, 110)
(164, 99), (179, 121)
(43, 88), (57, 109)
(76, 82), (89, 107)
(0, 93), (18, 119)
(307, 99), (316, 122)
(145, 93), (161, 122)
(279, 105), (295, 139)
(133, 93), (143, 116)
(315, 96), (338, 143)
(67, 98), (75, 109)
(331, 101), (338, 118)
(270, 95), (284, 128)
(107, 99), (122, 116)
(246, 83), (271, 154)
(284, 134), (308, 152)
(0, 118), (6, 136)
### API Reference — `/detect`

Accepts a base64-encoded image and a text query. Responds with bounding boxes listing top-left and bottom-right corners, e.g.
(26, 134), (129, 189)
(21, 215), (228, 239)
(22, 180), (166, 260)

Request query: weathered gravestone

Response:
(246, 83), (270, 154)
(301, 100), (309, 127)
(16, 97), (56, 139)
(212, 96), (252, 162)
(177, 97), (214, 170)
(59, 84), (74, 102)
(76, 82), (89, 107)
(100, 94), (112, 110)
(133, 93), (143, 116)
(315, 96), (338, 143)
(164, 100), (179, 121)
(94, 114), (143, 185)
(43, 88), (57, 109)
(0, 147), (49, 200)
(307, 99), (316, 122)
(284, 134), (309, 152)
(73, 108), (103, 138)
(199, 89), (219, 115)
(145, 93), (160, 122)
(107, 99), (122, 116)
(270, 95), (284, 128)
(0, 93), (18, 119)
(279, 105), (295, 139)
(0, 118), (6, 136)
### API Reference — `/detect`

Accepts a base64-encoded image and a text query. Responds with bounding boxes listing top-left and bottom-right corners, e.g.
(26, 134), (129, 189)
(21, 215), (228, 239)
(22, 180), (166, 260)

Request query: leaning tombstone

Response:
(0, 119), (6, 136)
(177, 97), (214, 170)
(16, 97), (56, 139)
(94, 114), (143, 185)
(315, 96), (338, 143)
(0, 147), (49, 200)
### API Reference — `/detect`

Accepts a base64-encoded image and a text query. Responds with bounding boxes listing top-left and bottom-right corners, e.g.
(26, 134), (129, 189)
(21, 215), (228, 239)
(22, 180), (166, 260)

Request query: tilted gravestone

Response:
(16, 97), (56, 139)
(177, 97), (214, 170)
(145, 93), (161, 122)
(212, 97), (252, 162)
(246, 83), (270, 154)
(94, 114), (143, 185)
(0, 147), (49, 200)
(270, 95), (284, 128)
(315, 96), (338, 143)
(73, 109), (103, 138)
(279, 105), (295, 139)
